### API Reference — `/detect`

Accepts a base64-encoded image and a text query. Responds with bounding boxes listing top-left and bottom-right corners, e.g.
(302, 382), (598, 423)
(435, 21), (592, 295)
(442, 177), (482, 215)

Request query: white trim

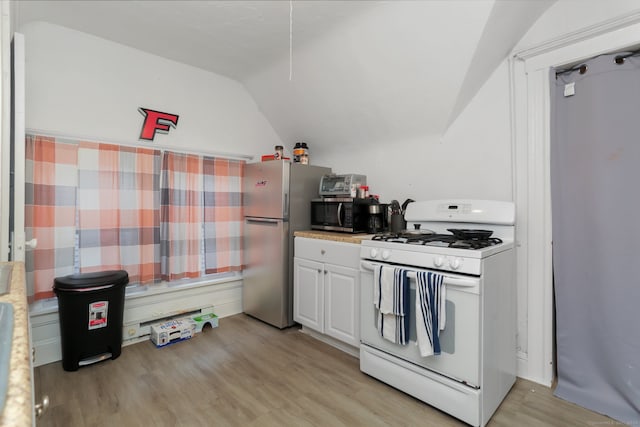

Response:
(522, 21), (640, 72)
(29, 272), (242, 315)
(510, 14), (640, 386)
(25, 127), (254, 161)
(510, 57), (533, 380)
(11, 33), (25, 262)
(299, 326), (359, 358)
(515, 10), (640, 61)
(0, 5), (12, 262)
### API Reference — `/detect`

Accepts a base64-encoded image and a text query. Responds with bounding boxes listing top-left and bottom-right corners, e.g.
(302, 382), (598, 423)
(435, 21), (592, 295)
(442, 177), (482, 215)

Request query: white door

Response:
(324, 264), (359, 346)
(293, 257), (323, 331)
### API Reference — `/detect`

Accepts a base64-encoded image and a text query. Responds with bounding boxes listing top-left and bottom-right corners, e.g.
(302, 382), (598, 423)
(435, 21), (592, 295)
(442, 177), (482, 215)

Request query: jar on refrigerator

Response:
(293, 142), (308, 163)
(274, 145), (284, 160)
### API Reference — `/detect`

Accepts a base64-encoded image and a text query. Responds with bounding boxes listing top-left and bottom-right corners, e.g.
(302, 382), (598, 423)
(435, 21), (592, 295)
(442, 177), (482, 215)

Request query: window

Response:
(25, 134), (244, 301)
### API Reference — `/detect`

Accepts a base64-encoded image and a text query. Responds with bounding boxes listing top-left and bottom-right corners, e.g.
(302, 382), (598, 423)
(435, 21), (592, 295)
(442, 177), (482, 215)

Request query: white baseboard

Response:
(514, 350), (554, 387)
(30, 278), (243, 367)
(299, 326), (359, 358)
(516, 351), (528, 382)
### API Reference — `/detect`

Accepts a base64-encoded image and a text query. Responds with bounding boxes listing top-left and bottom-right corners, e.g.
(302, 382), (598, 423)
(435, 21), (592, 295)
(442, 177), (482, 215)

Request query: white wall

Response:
(20, 21), (282, 158)
(243, 1), (509, 204)
(244, 1), (493, 174)
(317, 61), (513, 204)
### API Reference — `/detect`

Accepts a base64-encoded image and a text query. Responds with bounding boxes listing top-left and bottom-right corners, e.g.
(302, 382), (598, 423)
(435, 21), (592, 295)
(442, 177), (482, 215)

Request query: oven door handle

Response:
(360, 260), (380, 272)
(360, 260), (478, 288)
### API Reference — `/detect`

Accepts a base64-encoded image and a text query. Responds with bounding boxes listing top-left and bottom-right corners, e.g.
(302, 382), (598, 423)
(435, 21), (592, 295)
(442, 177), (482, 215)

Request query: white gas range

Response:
(359, 200), (516, 427)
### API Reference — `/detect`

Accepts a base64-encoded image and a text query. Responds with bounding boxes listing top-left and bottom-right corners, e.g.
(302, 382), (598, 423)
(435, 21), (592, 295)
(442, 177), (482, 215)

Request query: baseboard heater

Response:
(122, 305), (215, 344)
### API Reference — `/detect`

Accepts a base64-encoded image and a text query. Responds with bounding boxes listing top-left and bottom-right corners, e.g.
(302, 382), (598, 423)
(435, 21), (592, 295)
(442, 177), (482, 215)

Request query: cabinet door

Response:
(293, 257), (324, 331)
(324, 264), (360, 346)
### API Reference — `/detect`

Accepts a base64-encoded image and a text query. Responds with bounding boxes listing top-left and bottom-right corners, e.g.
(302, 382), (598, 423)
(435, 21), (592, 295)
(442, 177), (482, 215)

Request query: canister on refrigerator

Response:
(274, 145), (284, 160)
(293, 142), (308, 163)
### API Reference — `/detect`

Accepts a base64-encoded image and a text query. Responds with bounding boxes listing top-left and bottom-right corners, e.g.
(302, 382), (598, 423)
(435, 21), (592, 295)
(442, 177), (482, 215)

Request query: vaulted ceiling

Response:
(14, 0), (555, 148)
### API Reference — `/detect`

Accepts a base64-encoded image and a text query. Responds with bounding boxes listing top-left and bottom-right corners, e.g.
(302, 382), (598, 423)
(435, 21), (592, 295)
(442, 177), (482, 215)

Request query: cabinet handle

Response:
(317, 269), (322, 273)
(324, 270), (328, 275)
(320, 249), (326, 255)
(35, 395), (49, 418)
(32, 347), (36, 363)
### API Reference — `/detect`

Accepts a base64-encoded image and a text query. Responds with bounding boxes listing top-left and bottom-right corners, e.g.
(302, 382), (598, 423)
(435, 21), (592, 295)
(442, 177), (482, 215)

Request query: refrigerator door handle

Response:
(283, 192), (289, 219)
(246, 218), (281, 224)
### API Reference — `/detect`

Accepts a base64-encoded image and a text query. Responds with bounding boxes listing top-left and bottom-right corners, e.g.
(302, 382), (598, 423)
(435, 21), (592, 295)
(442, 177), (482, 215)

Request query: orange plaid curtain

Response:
(160, 151), (203, 280)
(25, 135), (78, 301)
(25, 135), (243, 301)
(76, 142), (161, 284)
(202, 156), (244, 274)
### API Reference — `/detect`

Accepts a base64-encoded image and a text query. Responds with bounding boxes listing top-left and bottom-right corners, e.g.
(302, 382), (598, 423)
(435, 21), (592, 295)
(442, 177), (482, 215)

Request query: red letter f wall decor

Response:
(138, 108), (179, 141)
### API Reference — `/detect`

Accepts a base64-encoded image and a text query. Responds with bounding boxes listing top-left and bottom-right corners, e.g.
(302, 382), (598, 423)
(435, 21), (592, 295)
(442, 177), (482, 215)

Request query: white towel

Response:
(373, 265), (409, 345)
(377, 313), (404, 344)
(415, 271), (446, 357)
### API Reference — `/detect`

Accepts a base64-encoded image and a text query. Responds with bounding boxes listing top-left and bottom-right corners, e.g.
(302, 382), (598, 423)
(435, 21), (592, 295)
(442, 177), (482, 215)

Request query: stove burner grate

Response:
(372, 233), (502, 249)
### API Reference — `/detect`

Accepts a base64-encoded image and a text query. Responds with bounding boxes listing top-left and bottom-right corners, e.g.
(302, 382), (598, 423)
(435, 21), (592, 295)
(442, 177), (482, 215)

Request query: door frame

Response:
(11, 32), (25, 262)
(510, 11), (640, 386)
(0, 3), (12, 261)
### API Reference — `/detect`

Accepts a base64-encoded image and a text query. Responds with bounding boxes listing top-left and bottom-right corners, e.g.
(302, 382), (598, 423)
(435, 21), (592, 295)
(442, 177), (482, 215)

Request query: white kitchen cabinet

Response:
(293, 257), (324, 331)
(324, 263), (359, 346)
(293, 237), (361, 349)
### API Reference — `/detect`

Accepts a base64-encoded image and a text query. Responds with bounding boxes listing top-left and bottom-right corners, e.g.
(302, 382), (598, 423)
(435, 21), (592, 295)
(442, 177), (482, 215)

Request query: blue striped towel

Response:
(416, 271), (446, 357)
(374, 265), (409, 345)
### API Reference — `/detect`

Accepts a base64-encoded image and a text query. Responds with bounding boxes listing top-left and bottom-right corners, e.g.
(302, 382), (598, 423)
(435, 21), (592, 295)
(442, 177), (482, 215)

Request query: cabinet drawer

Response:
(295, 237), (360, 269)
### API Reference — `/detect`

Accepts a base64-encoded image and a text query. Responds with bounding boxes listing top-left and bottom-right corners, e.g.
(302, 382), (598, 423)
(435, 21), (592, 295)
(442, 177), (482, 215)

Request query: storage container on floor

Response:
(53, 270), (129, 371)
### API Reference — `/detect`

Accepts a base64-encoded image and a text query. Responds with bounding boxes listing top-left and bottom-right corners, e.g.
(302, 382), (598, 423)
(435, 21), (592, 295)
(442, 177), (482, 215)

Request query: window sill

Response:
(29, 272), (243, 316)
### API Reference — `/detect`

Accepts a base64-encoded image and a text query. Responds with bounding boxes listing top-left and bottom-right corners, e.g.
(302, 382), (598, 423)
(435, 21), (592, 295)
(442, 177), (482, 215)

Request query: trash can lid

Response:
(54, 270), (129, 290)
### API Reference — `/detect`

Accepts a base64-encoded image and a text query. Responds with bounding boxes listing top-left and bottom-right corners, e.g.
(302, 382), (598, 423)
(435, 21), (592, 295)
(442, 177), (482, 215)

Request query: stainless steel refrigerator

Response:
(243, 161), (330, 328)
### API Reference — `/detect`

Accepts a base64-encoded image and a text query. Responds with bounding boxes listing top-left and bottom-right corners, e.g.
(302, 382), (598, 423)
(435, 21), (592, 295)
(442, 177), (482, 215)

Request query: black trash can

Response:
(53, 270), (129, 371)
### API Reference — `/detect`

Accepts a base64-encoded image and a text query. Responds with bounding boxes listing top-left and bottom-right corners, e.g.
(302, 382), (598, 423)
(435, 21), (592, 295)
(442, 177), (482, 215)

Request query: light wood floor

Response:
(35, 314), (616, 426)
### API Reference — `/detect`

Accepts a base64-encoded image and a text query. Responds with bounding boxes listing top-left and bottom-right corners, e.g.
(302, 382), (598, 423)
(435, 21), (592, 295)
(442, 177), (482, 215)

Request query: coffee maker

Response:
(366, 202), (388, 234)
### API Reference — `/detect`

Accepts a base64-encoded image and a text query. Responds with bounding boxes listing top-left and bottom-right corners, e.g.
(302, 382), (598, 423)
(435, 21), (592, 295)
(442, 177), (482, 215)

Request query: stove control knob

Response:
(381, 250), (391, 260)
(434, 256), (445, 267)
(449, 257), (463, 270)
(370, 248), (379, 258)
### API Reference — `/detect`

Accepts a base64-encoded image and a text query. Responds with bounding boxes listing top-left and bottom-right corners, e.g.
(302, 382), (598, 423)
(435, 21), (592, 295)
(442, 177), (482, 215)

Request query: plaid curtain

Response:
(77, 142), (161, 284)
(25, 134), (242, 300)
(25, 135), (78, 301)
(119, 146), (162, 283)
(160, 151), (203, 280)
(203, 157), (244, 273)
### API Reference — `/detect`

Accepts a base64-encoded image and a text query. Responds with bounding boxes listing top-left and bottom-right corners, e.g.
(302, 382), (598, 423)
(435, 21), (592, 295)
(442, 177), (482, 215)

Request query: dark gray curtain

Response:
(551, 51), (640, 424)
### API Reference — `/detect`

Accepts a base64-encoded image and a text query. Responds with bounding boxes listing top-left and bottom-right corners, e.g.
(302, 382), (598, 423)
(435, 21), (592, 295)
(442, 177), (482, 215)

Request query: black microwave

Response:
(310, 198), (369, 233)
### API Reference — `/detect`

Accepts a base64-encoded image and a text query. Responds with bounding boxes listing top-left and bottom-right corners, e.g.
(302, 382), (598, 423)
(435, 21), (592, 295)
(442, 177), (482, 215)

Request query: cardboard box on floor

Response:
(191, 312), (219, 333)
